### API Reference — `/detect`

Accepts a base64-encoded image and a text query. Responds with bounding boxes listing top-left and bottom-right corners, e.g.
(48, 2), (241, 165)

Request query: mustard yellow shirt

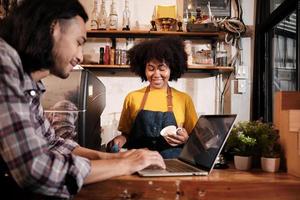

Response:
(118, 86), (198, 135)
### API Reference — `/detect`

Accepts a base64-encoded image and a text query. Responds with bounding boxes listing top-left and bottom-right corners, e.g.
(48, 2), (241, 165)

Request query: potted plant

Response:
(225, 122), (257, 170)
(226, 120), (282, 172)
(259, 127), (281, 172)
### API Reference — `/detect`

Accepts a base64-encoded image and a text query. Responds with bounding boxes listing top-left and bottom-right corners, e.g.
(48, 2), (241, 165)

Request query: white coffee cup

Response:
(160, 125), (182, 137)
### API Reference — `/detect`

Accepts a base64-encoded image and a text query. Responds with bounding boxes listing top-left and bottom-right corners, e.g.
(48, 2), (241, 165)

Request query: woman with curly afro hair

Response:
(107, 37), (198, 158)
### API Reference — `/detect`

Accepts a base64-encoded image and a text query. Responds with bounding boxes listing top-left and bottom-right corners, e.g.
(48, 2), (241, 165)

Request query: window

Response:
(273, 12), (297, 92)
(253, 0), (299, 122)
(270, 0), (285, 13)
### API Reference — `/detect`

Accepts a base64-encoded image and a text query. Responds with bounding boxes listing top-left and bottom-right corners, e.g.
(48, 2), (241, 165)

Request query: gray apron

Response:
(125, 86), (183, 158)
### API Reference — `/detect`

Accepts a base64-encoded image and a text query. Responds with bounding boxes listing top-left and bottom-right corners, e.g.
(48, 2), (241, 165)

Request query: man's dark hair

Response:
(0, 0), (88, 73)
(127, 37), (188, 81)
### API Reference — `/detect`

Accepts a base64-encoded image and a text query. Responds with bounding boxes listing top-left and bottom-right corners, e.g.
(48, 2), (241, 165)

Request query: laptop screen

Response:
(179, 115), (236, 171)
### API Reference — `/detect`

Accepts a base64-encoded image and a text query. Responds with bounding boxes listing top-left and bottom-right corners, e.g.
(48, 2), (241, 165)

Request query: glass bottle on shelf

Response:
(110, 47), (115, 65)
(177, 16), (183, 32)
(215, 42), (227, 66)
(104, 45), (110, 65)
(108, 0), (118, 30)
(90, 0), (100, 30)
(99, 47), (104, 64)
(150, 12), (157, 31)
(215, 42), (221, 66)
(122, 0), (130, 30)
(98, 0), (107, 30)
(182, 7), (190, 32)
(220, 42), (228, 66)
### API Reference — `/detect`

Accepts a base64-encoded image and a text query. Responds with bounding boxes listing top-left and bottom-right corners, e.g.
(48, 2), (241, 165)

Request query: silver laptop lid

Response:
(178, 114), (237, 173)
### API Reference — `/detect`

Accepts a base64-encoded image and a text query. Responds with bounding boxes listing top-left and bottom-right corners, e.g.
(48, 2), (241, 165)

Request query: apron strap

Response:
(167, 86), (173, 112)
(139, 86), (150, 110)
(139, 86), (173, 112)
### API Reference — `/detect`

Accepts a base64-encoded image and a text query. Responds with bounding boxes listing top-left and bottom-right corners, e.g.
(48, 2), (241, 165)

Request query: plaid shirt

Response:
(46, 100), (79, 140)
(0, 38), (91, 198)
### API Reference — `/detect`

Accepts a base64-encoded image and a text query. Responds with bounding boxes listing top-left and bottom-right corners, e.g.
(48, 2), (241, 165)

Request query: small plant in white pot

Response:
(259, 127), (281, 172)
(225, 123), (257, 171)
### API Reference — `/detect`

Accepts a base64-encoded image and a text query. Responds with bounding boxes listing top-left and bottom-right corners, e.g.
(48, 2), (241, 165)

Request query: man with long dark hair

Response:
(0, 0), (165, 199)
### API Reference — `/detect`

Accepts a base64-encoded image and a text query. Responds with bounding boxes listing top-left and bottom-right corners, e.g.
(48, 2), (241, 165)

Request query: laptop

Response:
(138, 114), (237, 177)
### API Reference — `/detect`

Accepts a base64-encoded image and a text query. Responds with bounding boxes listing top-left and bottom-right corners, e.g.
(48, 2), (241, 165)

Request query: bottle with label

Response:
(98, 0), (107, 30)
(110, 47), (115, 65)
(108, 0), (118, 30)
(115, 49), (121, 65)
(182, 9), (189, 31)
(99, 47), (104, 64)
(104, 45), (110, 65)
(90, 0), (100, 30)
(122, 0), (130, 30)
(121, 49), (127, 65)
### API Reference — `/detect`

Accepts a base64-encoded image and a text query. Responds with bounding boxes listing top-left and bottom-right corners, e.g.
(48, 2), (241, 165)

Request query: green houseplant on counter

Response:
(259, 126), (281, 172)
(225, 120), (281, 172)
(225, 122), (257, 170)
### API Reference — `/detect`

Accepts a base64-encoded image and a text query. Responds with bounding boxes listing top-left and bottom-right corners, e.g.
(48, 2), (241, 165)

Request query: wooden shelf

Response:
(84, 28), (248, 76)
(86, 27), (253, 39)
(87, 30), (223, 39)
(82, 64), (130, 69)
(81, 64), (233, 75)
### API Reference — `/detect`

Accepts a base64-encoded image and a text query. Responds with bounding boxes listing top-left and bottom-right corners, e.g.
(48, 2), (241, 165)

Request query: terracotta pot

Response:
(261, 157), (280, 172)
(234, 155), (252, 170)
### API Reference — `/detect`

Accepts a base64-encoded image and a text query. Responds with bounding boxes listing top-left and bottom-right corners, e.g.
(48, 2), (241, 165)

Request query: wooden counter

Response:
(75, 168), (300, 200)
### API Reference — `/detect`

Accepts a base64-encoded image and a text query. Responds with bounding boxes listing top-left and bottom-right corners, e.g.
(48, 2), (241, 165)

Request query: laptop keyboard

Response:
(165, 160), (199, 172)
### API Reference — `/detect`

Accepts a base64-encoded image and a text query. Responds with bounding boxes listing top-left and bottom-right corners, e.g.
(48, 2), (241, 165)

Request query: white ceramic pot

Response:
(234, 155), (252, 171)
(261, 157), (280, 172)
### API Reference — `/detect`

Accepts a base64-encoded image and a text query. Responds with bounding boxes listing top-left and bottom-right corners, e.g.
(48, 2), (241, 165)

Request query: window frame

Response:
(252, 0), (299, 122)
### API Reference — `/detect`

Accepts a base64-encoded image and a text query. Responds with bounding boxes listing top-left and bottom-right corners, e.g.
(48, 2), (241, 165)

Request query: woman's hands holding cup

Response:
(160, 125), (189, 146)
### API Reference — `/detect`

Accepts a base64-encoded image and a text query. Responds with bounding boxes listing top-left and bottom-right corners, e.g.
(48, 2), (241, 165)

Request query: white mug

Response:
(160, 125), (182, 137)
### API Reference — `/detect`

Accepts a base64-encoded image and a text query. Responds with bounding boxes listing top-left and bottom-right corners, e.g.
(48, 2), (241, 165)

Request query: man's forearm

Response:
(72, 146), (108, 160)
(83, 159), (128, 184)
